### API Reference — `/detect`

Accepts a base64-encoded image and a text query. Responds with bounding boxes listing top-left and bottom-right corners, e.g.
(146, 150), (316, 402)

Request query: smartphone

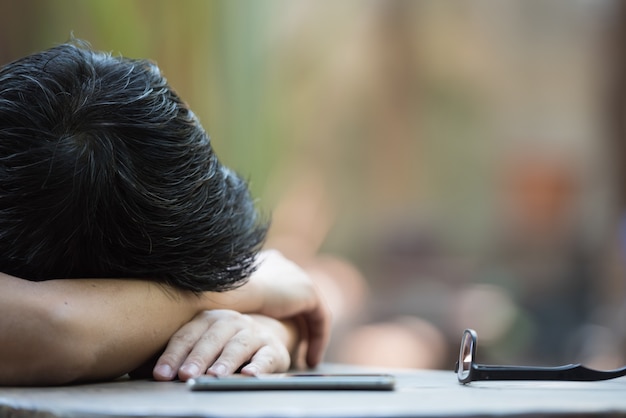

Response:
(187, 373), (396, 391)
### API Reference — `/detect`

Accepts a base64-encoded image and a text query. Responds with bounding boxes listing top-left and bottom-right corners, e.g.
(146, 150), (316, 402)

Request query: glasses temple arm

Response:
(471, 363), (626, 382)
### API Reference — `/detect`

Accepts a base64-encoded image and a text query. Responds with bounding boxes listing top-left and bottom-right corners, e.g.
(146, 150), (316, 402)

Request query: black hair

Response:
(0, 40), (268, 292)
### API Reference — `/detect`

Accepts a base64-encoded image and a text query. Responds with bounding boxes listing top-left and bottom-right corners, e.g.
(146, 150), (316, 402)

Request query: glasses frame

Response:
(456, 328), (626, 384)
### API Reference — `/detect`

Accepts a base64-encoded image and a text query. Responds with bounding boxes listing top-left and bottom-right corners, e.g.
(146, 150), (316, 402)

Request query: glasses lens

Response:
(458, 330), (474, 382)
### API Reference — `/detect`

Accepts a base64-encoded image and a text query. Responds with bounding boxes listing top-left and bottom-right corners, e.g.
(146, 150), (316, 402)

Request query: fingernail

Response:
(153, 364), (173, 379)
(180, 363), (200, 377)
(242, 365), (259, 376)
(209, 363), (227, 377)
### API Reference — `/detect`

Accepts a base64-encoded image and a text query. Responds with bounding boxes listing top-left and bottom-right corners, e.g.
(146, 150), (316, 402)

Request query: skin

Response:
(154, 310), (297, 381)
(0, 250), (330, 386)
(188, 250), (331, 369)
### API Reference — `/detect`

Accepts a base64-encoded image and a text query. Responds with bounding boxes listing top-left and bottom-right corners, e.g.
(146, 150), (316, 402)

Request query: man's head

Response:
(0, 40), (267, 292)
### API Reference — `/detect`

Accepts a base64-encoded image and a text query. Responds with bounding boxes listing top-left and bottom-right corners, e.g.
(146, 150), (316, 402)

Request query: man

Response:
(0, 40), (329, 385)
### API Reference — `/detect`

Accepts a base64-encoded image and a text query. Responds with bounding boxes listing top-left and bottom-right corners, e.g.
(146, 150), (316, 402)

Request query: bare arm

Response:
(0, 250), (329, 386)
(0, 272), (210, 385)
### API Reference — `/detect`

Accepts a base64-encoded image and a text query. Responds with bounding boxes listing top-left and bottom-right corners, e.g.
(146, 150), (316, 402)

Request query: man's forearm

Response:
(0, 273), (217, 385)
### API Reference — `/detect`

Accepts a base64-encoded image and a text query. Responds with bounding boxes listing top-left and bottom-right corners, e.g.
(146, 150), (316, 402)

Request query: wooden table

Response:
(1, 364), (626, 418)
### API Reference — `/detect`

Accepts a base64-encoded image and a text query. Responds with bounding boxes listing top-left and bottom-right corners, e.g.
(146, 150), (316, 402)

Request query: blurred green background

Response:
(2, 0), (626, 370)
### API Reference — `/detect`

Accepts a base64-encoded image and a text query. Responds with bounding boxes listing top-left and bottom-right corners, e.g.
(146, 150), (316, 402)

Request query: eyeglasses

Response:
(455, 328), (626, 384)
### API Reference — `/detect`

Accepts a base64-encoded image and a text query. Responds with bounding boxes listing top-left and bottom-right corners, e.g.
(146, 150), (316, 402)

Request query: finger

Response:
(206, 330), (264, 377)
(241, 344), (290, 376)
(177, 318), (239, 381)
(153, 316), (216, 381)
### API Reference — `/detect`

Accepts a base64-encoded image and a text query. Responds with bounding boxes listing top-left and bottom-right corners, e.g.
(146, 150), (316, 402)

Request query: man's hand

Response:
(153, 310), (295, 381)
(246, 250), (331, 368)
(152, 250), (331, 382)
(201, 250), (331, 368)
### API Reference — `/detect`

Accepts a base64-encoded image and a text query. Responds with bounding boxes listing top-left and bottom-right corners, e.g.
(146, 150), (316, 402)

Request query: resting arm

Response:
(0, 250), (328, 386)
(0, 273), (215, 385)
